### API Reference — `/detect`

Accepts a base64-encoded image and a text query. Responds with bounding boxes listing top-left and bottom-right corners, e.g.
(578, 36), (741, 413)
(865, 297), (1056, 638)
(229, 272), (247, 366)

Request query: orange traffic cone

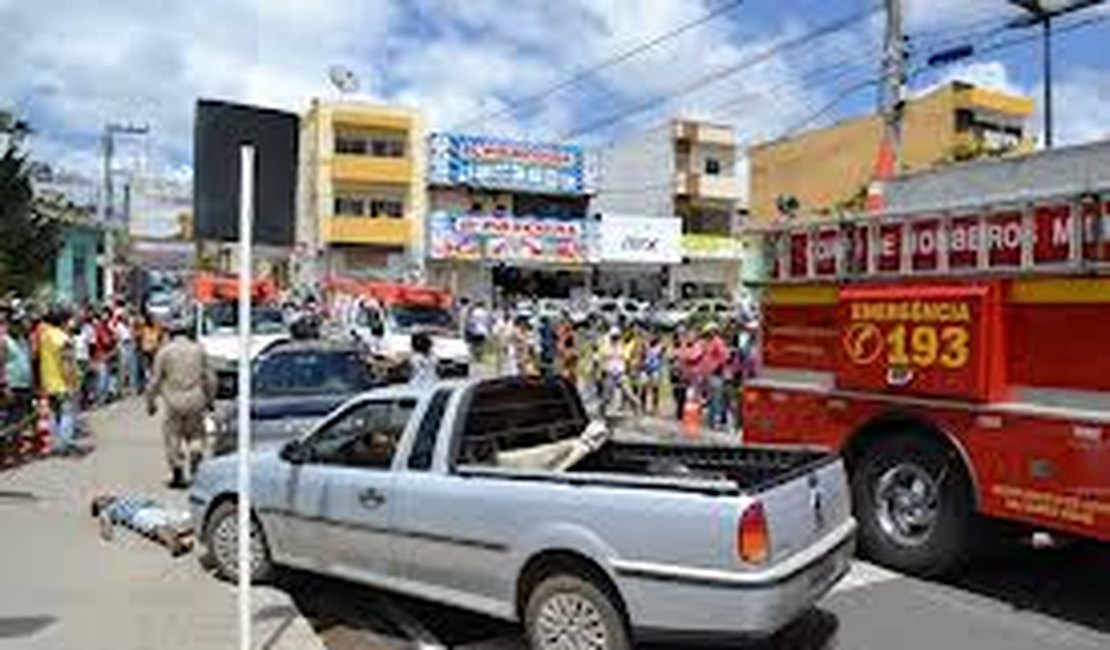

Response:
(681, 388), (702, 439)
(32, 397), (52, 455)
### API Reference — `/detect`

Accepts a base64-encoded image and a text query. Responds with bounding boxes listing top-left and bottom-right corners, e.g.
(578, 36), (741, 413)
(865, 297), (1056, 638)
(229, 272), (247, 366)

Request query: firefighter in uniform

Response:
(145, 320), (215, 487)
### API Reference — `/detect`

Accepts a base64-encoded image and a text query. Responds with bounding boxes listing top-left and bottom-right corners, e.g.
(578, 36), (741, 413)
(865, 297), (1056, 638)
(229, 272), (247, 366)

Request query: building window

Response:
(955, 108), (974, 133)
(370, 139), (405, 158)
(335, 195), (404, 218)
(704, 157), (721, 176)
(334, 196), (365, 216)
(370, 199), (404, 219)
(335, 135), (405, 158)
(335, 137), (367, 155)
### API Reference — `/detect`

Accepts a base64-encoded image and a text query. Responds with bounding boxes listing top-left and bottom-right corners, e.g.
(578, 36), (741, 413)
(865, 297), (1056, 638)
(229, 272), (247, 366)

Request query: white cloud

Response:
(1035, 67), (1110, 145)
(932, 59), (1028, 97)
(0, 0), (1007, 188)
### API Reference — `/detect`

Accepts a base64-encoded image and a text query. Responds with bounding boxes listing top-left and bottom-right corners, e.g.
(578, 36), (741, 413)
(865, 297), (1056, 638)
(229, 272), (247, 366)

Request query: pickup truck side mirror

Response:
(280, 439), (311, 465)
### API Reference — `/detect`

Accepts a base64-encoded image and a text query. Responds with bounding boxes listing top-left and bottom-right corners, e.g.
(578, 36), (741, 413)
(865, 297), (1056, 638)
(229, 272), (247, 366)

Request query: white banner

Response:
(597, 215), (683, 264)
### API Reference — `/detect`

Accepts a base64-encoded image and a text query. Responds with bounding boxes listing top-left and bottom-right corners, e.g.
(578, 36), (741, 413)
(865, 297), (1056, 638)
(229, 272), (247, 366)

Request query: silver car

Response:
(190, 377), (854, 649)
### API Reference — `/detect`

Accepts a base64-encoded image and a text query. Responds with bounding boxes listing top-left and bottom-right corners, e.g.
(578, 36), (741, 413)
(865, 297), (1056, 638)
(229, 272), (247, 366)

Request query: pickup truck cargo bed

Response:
(572, 441), (833, 493)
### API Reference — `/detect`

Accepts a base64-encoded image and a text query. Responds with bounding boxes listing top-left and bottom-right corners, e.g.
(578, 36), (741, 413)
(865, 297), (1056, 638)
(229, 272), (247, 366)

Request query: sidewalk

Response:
(0, 398), (324, 650)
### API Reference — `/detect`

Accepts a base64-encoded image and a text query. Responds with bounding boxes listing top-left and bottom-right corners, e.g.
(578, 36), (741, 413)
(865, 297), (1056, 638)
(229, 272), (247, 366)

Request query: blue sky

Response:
(1, 0), (1108, 184)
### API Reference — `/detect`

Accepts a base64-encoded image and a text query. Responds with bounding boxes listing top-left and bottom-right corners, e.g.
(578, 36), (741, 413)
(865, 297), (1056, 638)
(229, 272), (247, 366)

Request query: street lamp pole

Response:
(1042, 15), (1053, 148)
(1007, 0), (1105, 149)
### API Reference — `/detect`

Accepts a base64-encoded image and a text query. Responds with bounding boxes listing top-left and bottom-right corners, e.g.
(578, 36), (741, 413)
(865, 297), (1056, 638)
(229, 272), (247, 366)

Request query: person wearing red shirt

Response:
(93, 309), (117, 403)
(678, 328), (705, 418)
(701, 323), (730, 430)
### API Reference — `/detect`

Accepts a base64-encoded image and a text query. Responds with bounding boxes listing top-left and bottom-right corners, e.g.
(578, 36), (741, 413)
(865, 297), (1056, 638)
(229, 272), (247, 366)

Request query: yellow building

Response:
(296, 100), (426, 281)
(749, 82), (1035, 222)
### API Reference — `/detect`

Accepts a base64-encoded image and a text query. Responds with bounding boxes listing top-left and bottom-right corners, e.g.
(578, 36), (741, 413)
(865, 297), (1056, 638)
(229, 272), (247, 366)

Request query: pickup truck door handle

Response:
(358, 487), (387, 509)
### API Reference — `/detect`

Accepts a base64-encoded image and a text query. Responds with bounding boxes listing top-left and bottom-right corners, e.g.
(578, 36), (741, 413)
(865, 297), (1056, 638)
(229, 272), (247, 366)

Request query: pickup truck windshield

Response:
(204, 303), (287, 335)
(389, 305), (454, 332)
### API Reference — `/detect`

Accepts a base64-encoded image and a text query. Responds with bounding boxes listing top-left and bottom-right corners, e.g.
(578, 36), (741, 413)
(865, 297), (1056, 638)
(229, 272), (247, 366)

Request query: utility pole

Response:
(880, 0), (906, 170)
(99, 122), (149, 300)
(866, 0), (905, 213)
(1007, 0), (1106, 149)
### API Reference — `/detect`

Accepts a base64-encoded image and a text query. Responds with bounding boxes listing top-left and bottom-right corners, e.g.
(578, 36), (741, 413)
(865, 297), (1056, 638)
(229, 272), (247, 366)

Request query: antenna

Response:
(328, 65), (360, 95)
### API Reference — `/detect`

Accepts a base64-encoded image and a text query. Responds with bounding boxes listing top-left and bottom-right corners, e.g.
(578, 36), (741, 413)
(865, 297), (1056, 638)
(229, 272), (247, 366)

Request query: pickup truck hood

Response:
(202, 333), (287, 363)
(361, 331), (471, 363)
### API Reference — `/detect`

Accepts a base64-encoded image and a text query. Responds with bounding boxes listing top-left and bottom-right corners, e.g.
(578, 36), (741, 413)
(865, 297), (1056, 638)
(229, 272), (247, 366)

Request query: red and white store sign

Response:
(769, 197), (1110, 279)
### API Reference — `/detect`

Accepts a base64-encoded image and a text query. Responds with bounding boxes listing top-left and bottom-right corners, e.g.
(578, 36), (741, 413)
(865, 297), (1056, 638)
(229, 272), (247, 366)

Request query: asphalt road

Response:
(2, 397), (1108, 650)
(281, 541), (1110, 650)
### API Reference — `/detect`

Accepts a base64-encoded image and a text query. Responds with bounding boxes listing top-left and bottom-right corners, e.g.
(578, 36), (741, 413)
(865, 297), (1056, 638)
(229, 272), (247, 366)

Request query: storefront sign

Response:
(681, 234), (745, 260)
(428, 133), (591, 195)
(596, 215), (682, 264)
(428, 211), (586, 263)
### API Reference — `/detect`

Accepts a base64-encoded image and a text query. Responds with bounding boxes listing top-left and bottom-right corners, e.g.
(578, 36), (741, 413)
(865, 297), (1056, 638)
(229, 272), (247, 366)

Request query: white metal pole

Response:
(236, 144), (255, 650)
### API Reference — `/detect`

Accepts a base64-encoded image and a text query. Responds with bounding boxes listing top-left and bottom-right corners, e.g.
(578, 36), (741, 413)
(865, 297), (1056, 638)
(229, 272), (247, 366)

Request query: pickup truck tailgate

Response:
(757, 454), (852, 564)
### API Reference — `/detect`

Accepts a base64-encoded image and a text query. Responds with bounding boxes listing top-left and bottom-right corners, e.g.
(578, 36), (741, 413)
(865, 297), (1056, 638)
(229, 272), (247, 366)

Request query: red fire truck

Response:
(743, 193), (1110, 575)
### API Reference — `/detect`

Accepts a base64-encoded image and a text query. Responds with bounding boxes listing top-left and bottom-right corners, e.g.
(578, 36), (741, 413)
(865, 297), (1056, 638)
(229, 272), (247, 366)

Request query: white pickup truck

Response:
(190, 377), (855, 649)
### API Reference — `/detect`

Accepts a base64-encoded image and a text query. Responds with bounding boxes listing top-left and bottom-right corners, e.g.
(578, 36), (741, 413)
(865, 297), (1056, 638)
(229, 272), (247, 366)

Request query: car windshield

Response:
(205, 304), (287, 335)
(388, 305), (454, 331)
(147, 292), (172, 306)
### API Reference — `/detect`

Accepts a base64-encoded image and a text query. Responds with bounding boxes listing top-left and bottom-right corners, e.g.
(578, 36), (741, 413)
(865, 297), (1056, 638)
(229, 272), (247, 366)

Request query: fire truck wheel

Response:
(852, 433), (973, 576)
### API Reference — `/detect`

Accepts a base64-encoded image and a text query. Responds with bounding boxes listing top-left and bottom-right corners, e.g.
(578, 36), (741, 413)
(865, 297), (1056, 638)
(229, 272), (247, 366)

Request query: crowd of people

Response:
(462, 301), (758, 432)
(0, 299), (166, 455)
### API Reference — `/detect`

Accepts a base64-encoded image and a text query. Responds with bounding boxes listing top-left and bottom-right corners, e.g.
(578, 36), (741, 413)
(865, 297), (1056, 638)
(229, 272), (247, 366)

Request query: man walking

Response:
(145, 320), (215, 488)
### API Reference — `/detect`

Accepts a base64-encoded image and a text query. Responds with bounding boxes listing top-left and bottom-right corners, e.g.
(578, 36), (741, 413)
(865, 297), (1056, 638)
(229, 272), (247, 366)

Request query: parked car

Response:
(206, 339), (382, 454)
(191, 377), (855, 648)
(648, 300), (692, 330)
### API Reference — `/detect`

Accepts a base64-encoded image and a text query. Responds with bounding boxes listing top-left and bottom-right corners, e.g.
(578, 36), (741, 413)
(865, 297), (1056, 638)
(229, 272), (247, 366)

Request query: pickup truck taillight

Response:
(737, 501), (770, 565)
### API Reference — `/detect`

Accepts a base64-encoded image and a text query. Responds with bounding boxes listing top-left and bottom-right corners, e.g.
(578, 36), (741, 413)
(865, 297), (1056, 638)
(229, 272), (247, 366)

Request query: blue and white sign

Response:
(428, 133), (592, 195)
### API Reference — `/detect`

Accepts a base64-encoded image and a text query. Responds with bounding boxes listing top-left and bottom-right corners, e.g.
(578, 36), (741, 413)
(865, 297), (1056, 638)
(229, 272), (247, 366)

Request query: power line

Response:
(447, 0), (747, 132)
(593, 43), (882, 152)
(560, 6), (881, 141)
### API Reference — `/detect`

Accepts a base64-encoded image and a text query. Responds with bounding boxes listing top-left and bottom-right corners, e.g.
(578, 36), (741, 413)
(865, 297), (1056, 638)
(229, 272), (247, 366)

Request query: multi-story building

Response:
(425, 133), (593, 302)
(595, 119), (744, 300)
(749, 81), (1035, 221)
(296, 100), (426, 284)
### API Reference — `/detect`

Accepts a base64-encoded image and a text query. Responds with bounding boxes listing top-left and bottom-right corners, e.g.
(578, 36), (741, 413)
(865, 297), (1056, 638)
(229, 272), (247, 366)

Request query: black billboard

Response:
(193, 99), (298, 246)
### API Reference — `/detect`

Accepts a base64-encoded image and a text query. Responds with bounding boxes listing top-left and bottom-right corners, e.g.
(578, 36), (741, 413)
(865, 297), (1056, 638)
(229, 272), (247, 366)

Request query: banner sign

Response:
(681, 234), (745, 260)
(428, 133), (591, 195)
(428, 211), (587, 263)
(837, 284), (1005, 401)
(597, 215), (682, 264)
(767, 197), (1110, 280)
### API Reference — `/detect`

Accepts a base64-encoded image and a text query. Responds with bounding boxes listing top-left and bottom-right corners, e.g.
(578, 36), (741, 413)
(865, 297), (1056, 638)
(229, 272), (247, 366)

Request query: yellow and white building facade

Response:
(296, 100), (426, 284)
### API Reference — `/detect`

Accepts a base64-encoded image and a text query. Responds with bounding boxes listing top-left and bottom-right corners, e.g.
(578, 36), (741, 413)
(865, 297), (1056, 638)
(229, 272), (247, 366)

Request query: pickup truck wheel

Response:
(204, 501), (274, 584)
(852, 434), (973, 576)
(525, 574), (630, 650)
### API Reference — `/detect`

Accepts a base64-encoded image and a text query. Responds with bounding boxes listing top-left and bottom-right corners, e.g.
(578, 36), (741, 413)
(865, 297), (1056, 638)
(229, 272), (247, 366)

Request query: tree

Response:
(0, 120), (62, 296)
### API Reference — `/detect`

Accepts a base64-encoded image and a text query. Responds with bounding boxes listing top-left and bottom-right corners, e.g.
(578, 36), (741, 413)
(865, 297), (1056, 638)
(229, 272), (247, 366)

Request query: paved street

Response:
(2, 398), (1109, 650)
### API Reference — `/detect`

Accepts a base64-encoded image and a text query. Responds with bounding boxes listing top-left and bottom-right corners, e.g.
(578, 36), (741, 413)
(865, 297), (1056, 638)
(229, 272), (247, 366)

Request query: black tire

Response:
(524, 574), (630, 650)
(851, 432), (975, 576)
(203, 500), (274, 584)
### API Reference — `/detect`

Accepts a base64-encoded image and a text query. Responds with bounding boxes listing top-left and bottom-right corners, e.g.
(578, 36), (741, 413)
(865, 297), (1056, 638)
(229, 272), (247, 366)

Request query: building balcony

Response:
(672, 120), (736, 147)
(675, 171), (740, 202)
(331, 155), (413, 185)
(958, 87), (1035, 119)
(322, 216), (413, 246)
(332, 109), (413, 132)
